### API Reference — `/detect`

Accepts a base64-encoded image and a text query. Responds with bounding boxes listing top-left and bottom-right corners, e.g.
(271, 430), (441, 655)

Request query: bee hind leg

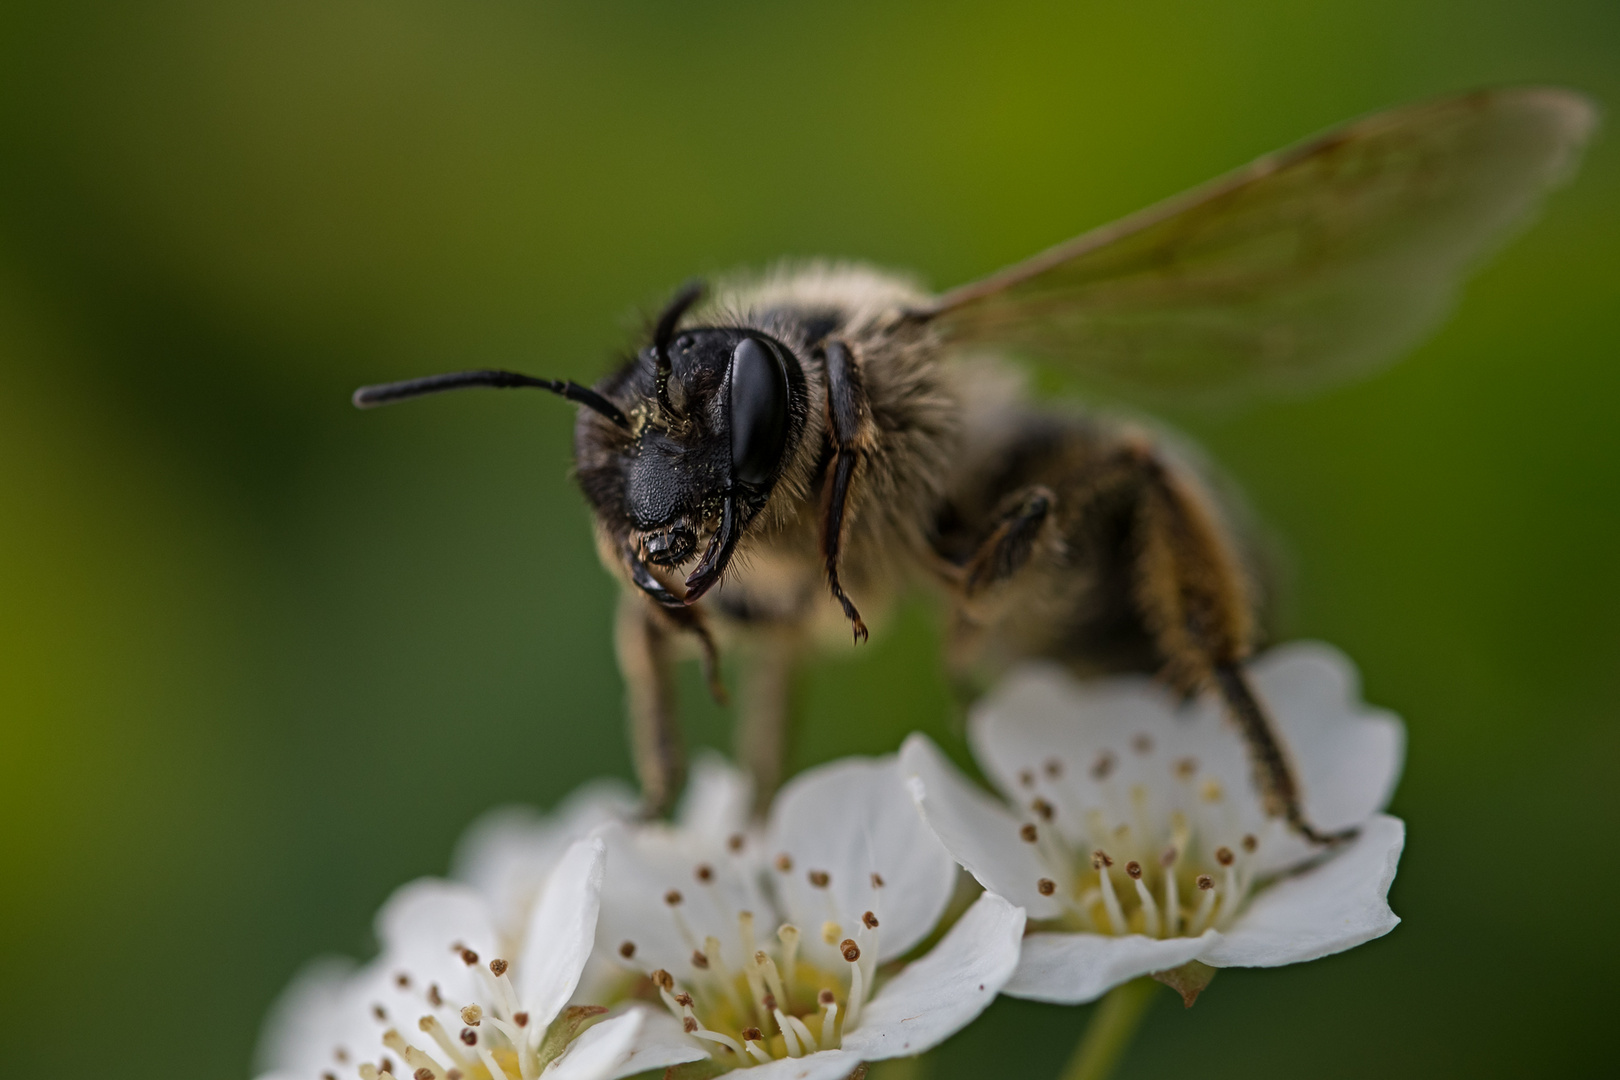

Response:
(1126, 444), (1355, 846)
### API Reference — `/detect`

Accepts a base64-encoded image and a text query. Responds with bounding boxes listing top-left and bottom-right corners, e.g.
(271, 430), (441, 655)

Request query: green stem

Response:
(1058, 978), (1158, 1080)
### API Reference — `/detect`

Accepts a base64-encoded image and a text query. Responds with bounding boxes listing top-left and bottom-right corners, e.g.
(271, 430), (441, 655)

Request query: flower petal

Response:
(730, 1048), (865, 1080)
(676, 750), (755, 838)
(376, 878), (501, 1004)
(252, 955), (359, 1074)
(518, 837), (607, 1029)
(841, 892), (1025, 1059)
(768, 756), (957, 963)
(597, 1006), (709, 1080)
(1003, 931), (1209, 1004)
(900, 734), (1063, 919)
(452, 779), (636, 940)
(1197, 813), (1405, 968)
(1251, 644), (1406, 832)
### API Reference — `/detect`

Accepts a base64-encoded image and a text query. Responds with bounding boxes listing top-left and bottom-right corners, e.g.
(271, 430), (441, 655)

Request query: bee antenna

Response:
(652, 280), (705, 418)
(351, 369), (629, 428)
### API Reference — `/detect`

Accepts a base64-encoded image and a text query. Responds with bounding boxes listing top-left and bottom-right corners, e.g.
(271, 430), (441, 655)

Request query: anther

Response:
(674, 992), (694, 1007)
(1215, 846), (1235, 866)
(1126, 861), (1143, 879)
(1019, 769), (1035, 788)
(775, 853), (794, 872)
(1200, 779), (1224, 802)
(415, 1069), (433, 1080)
(1045, 757), (1063, 778)
(1132, 734), (1154, 754)
(695, 864), (714, 883)
(652, 969), (675, 991)
(1092, 752), (1116, 780)
(1032, 797), (1055, 821)
(459, 1029), (476, 1046)
(1092, 850), (1114, 869)
(395, 972), (411, 989)
(1037, 878), (1056, 896)
(822, 921), (842, 944)
(1242, 834), (1258, 853)
(460, 1005), (482, 1026)
(488, 958), (508, 977)
(513, 1012), (529, 1028)
(808, 870), (830, 888)
(1174, 757), (1198, 780)
(763, 992), (777, 1012)
(841, 939), (861, 962)
(373, 1004), (387, 1021)
(458, 948), (478, 966)
(683, 1017), (698, 1034)
(870, 872), (884, 888)
(619, 941), (636, 959)
(1197, 875), (1214, 890)
(665, 889), (683, 906)
(862, 911), (879, 928)
(691, 949), (710, 969)
(742, 1027), (763, 1042)
(1160, 846), (1178, 868)
(728, 833), (746, 853)
(427, 985), (442, 1008)
(819, 989), (836, 1005)
(1020, 823), (1038, 843)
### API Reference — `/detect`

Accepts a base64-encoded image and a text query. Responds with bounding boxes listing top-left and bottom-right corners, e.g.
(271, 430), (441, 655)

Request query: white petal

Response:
(518, 837), (607, 1029)
(599, 1006), (709, 1080)
(252, 955), (359, 1074)
(900, 735), (1063, 918)
(1250, 644), (1406, 832)
(732, 1048), (865, 1080)
(1197, 813), (1405, 968)
(1003, 932), (1209, 1004)
(543, 1011), (644, 1080)
(376, 878), (501, 1003)
(842, 892), (1025, 1059)
(768, 755), (957, 963)
(592, 820), (774, 977)
(452, 779), (636, 939)
(676, 750), (755, 838)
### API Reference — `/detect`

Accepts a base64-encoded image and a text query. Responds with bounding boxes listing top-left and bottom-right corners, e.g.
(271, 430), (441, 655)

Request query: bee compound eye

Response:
(644, 526), (696, 566)
(728, 336), (790, 487)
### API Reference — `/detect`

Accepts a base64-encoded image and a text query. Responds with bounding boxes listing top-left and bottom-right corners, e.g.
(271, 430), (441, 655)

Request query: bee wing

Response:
(917, 87), (1598, 403)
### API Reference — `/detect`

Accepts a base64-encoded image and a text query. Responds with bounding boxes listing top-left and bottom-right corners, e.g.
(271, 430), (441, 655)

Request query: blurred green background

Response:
(1, 1), (1616, 1076)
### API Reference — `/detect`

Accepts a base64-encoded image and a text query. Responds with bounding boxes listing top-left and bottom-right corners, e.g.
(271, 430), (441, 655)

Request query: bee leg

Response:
(614, 592), (687, 818)
(735, 628), (801, 818)
(819, 339), (871, 643)
(962, 486), (1056, 595)
(1125, 444), (1355, 845)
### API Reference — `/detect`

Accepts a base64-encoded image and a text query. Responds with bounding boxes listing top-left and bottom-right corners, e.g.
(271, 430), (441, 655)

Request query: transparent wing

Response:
(918, 87), (1597, 403)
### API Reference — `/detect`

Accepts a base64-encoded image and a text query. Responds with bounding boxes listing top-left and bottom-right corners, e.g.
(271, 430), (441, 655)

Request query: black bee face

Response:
(575, 325), (809, 606)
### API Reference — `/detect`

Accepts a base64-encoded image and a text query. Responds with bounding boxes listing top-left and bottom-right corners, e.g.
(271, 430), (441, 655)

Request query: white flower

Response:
(589, 756), (1027, 1080)
(901, 642), (1406, 1004)
(453, 757), (756, 949)
(255, 838), (676, 1080)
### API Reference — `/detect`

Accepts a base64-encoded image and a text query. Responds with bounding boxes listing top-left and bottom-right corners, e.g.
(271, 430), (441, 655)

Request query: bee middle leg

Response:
(949, 431), (1353, 845)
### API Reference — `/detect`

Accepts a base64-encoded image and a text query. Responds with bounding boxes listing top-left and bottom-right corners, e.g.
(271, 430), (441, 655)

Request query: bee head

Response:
(576, 283), (809, 606)
(351, 281), (808, 608)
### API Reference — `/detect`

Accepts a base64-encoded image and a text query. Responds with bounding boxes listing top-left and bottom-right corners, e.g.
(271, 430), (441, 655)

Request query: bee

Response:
(355, 88), (1595, 835)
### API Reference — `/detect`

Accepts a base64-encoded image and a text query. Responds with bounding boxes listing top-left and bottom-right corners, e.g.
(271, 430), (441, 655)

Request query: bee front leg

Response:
(818, 339), (872, 643)
(614, 592), (687, 818)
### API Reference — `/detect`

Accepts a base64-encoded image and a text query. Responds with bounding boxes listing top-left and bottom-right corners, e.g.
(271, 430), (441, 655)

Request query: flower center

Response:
(615, 862), (884, 1065)
(1016, 752), (1262, 938)
(331, 948), (573, 1080)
